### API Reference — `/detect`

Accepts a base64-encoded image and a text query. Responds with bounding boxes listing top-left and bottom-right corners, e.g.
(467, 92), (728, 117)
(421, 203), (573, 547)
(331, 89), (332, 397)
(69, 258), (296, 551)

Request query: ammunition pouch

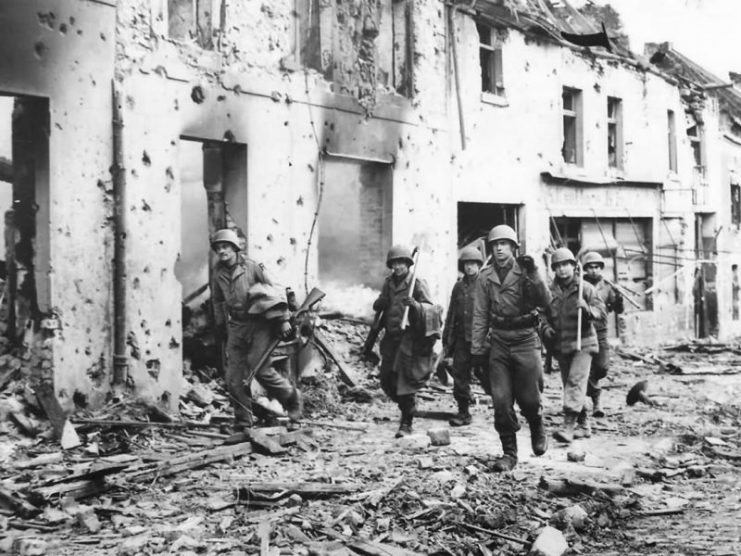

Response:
(490, 312), (539, 331)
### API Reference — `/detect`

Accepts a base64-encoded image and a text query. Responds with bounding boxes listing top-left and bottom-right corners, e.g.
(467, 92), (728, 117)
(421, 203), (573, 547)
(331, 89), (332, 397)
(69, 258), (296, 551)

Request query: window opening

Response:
(562, 88), (582, 165)
(607, 97), (622, 168)
(477, 23), (504, 97)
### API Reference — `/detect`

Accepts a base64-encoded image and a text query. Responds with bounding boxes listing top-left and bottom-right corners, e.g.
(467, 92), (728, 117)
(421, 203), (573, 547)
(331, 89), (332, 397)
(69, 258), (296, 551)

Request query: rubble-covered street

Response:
(1, 320), (739, 555)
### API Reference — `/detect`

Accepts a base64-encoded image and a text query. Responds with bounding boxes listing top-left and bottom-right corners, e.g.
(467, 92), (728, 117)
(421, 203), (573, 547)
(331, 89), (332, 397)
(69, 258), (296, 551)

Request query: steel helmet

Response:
(582, 251), (605, 268)
(550, 247), (576, 270)
(386, 245), (414, 268)
(487, 225), (519, 247)
(458, 246), (484, 266)
(211, 228), (241, 252)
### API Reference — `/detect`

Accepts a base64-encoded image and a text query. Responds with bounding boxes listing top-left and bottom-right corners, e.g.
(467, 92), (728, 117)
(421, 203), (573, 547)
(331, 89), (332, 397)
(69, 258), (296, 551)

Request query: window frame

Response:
(476, 22), (505, 98)
(667, 109), (678, 173)
(562, 87), (583, 166)
(607, 96), (623, 169)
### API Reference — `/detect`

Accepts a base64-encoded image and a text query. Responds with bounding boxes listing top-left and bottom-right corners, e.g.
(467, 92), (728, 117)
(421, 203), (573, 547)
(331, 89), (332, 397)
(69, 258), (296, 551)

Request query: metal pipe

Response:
(321, 149), (394, 165)
(447, 5), (466, 150)
(111, 82), (128, 385)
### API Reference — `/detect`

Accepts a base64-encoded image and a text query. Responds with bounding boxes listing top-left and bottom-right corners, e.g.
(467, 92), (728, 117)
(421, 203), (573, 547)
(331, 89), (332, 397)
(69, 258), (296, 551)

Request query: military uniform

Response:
(442, 274), (478, 411)
(471, 257), (551, 463)
(212, 256), (295, 426)
(583, 275), (623, 413)
(374, 274), (434, 401)
(544, 272), (605, 439)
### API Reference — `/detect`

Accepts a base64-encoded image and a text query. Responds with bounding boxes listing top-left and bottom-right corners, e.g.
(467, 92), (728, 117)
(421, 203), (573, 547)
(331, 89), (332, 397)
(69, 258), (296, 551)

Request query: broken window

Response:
(686, 118), (704, 178)
(477, 23), (505, 97)
(733, 264), (739, 321)
(562, 88), (582, 165)
(607, 97), (622, 168)
(732, 184), (741, 227)
(551, 216), (653, 328)
(376, 0), (413, 95)
(667, 109), (677, 172)
(457, 202), (520, 253)
(167, 0), (218, 49)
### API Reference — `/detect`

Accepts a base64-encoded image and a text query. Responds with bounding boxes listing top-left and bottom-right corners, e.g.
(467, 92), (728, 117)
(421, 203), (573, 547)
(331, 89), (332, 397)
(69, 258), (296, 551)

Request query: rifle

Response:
(401, 247), (421, 330)
(361, 310), (384, 365)
(576, 262), (584, 351)
(244, 287), (326, 388)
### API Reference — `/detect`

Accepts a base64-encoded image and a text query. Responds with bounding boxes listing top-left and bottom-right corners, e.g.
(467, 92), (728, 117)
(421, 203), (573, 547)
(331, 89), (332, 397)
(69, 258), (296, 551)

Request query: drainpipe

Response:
(111, 82), (128, 386)
(447, 4), (466, 150)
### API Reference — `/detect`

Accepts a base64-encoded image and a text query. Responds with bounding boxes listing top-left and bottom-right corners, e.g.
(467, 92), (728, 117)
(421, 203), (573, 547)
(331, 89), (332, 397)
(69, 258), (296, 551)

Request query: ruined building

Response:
(0, 0), (736, 409)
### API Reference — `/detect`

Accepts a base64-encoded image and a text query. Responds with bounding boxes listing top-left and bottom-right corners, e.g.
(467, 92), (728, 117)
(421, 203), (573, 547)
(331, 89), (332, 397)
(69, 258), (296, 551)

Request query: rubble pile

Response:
(0, 325), (740, 553)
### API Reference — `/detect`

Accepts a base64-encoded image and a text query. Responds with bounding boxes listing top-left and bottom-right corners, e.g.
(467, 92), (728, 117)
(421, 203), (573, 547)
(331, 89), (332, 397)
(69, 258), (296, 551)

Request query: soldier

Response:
(442, 246), (485, 427)
(581, 252), (624, 421)
(373, 245), (437, 438)
(542, 248), (605, 444)
(210, 228), (301, 431)
(471, 225), (551, 472)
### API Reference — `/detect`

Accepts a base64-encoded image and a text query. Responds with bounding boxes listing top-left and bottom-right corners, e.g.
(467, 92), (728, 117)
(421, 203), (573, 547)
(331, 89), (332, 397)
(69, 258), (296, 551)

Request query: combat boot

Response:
(449, 400), (472, 427)
(528, 416), (548, 456)
(553, 412), (578, 444)
(592, 391), (605, 418)
(395, 396), (416, 438)
(284, 388), (303, 421)
(574, 408), (592, 439)
(491, 434), (518, 472)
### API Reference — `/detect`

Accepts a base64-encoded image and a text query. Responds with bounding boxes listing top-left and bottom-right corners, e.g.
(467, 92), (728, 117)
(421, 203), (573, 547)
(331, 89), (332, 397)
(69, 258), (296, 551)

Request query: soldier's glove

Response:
(517, 255), (537, 274)
(577, 298), (591, 319)
(279, 321), (293, 340)
(372, 298), (387, 312)
(613, 292), (625, 314)
(471, 353), (488, 369)
(401, 295), (414, 306)
(542, 327), (556, 342)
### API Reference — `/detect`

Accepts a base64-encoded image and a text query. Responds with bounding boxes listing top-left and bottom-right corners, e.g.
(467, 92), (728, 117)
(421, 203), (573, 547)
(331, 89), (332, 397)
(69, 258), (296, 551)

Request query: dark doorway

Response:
(3, 94), (50, 346)
(175, 138), (247, 371)
(694, 214), (718, 338)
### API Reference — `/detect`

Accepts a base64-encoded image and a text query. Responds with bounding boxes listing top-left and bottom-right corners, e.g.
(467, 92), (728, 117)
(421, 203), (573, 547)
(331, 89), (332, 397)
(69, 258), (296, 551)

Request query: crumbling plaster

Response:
(446, 12), (702, 344)
(0, 0), (116, 408)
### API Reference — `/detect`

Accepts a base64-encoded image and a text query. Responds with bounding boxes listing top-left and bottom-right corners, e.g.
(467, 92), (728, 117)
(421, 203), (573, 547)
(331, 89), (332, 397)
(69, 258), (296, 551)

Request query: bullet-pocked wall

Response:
(447, 10), (698, 345)
(111, 0), (456, 404)
(0, 0), (116, 409)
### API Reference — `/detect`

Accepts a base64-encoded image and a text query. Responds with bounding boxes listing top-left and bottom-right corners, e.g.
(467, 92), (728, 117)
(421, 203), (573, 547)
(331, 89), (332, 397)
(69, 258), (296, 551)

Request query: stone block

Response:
(528, 526), (568, 556)
(427, 428), (451, 446)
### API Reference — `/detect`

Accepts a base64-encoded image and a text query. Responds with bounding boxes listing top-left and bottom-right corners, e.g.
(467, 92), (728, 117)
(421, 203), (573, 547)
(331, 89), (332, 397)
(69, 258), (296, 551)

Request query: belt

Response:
(490, 313), (538, 330)
(227, 309), (253, 322)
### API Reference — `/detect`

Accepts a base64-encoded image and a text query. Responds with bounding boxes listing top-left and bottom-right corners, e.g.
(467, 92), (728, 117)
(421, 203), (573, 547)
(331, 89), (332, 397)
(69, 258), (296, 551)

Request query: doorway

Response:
(0, 94), (50, 347)
(174, 138), (247, 371)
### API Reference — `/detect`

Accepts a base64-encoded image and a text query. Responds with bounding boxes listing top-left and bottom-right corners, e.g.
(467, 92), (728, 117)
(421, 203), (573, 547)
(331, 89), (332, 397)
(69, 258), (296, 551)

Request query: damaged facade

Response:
(0, 0), (738, 408)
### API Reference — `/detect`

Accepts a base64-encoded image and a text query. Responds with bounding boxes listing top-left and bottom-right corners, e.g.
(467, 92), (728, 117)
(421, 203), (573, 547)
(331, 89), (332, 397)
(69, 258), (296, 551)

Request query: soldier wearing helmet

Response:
(372, 245), (435, 438)
(471, 225), (551, 471)
(541, 247), (605, 444)
(441, 246), (486, 427)
(210, 228), (301, 430)
(581, 252), (624, 421)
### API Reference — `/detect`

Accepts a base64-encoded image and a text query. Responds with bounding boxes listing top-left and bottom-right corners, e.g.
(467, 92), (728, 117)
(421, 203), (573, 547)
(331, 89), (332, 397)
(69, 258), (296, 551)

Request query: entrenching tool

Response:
(400, 247), (420, 330)
(361, 310), (384, 365)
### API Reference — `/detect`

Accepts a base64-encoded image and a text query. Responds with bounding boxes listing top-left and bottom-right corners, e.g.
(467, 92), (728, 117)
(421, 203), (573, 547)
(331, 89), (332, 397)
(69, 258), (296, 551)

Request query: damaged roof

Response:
(451, 0), (633, 58)
(645, 42), (741, 119)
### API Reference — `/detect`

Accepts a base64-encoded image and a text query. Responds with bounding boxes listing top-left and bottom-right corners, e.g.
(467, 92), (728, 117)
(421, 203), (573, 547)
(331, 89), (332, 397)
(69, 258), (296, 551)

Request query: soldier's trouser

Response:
(379, 333), (417, 412)
(487, 331), (543, 436)
(451, 339), (474, 406)
(587, 334), (610, 397)
(225, 319), (294, 424)
(556, 350), (592, 415)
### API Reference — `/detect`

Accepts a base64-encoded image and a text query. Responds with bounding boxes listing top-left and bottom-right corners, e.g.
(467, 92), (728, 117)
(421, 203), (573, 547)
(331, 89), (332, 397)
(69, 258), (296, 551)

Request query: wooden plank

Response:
(28, 480), (107, 505)
(248, 430), (286, 455)
(313, 329), (359, 387)
(321, 527), (420, 556)
(237, 482), (357, 497)
(0, 487), (39, 518)
(35, 382), (68, 439)
(41, 461), (131, 486)
(71, 418), (216, 429)
(123, 441), (253, 483)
